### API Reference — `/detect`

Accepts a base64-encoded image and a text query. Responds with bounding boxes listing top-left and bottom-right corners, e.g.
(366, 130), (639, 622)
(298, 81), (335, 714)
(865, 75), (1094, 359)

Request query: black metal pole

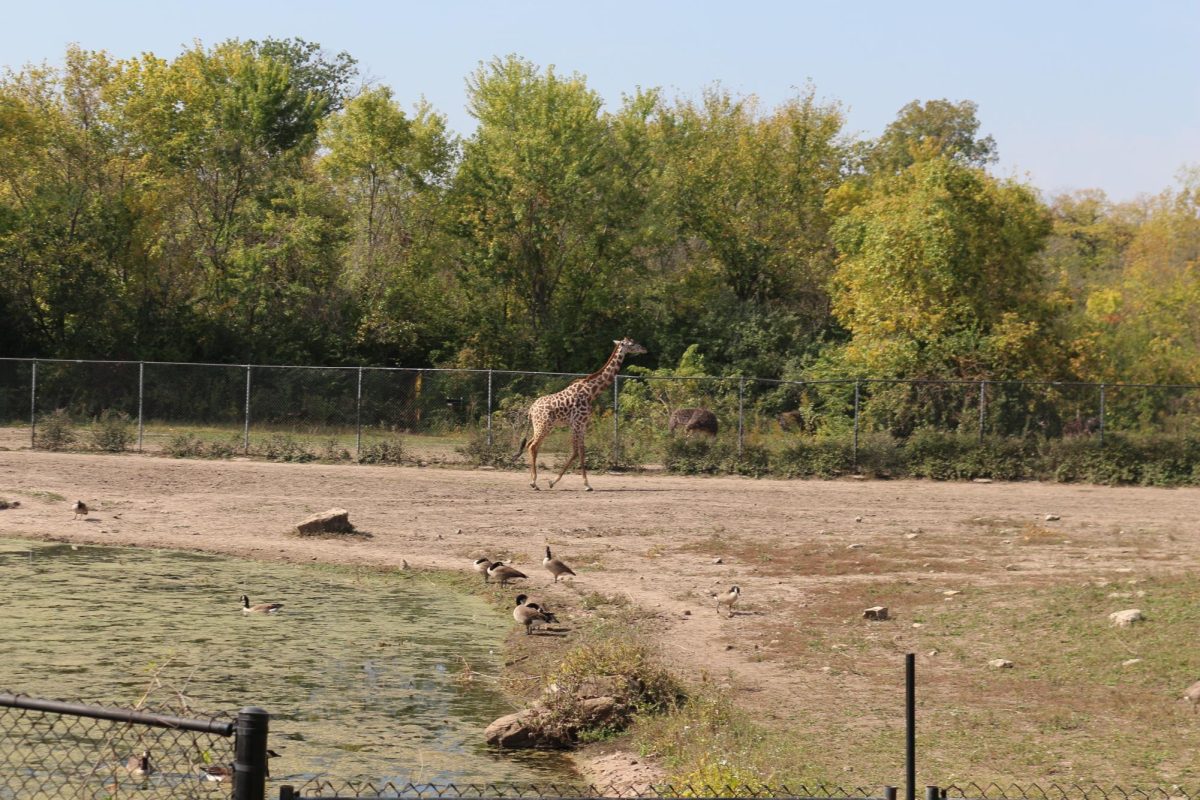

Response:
(925, 788), (940, 800)
(884, 787), (898, 800)
(233, 706), (270, 800)
(907, 653), (916, 800)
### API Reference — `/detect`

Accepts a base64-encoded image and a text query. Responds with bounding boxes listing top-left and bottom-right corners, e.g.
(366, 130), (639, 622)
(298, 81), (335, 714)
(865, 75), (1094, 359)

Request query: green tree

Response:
(450, 55), (654, 369)
(871, 99), (997, 174)
(828, 156), (1063, 381)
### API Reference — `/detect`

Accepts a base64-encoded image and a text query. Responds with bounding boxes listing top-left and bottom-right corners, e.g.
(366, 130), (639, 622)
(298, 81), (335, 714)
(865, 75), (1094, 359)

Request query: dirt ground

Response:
(2, 448), (1199, 787)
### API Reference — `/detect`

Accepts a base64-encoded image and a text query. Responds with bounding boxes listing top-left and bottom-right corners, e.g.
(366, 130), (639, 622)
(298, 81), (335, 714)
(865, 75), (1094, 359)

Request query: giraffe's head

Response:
(613, 337), (647, 357)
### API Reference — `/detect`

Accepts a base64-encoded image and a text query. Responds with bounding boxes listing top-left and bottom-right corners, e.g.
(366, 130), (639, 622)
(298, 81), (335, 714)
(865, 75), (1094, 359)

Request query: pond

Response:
(0, 538), (572, 788)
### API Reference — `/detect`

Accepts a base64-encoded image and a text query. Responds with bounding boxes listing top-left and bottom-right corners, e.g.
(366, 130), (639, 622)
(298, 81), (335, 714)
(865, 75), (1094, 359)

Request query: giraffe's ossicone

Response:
(514, 337), (647, 491)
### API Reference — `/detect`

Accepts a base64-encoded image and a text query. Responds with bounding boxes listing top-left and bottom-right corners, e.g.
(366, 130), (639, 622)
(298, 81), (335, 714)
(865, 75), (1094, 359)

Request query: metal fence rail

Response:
(0, 691), (265, 800)
(2, 357), (1199, 470)
(280, 783), (892, 800)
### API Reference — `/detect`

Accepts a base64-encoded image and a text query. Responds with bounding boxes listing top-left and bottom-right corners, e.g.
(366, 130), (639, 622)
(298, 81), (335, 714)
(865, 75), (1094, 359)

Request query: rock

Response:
(295, 508), (354, 536)
(904, 533), (919, 540)
(1109, 609), (1145, 628)
(1004, 564), (1020, 571)
(712, 557), (723, 564)
(484, 710), (542, 748)
(682, 609), (691, 616)
(847, 543), (865, 550)
(927, 649), (939, 657)
(973, 478), (993, 484)
(1183, 680), (1200, 706)
(863, 606), (889, 621)
(0, 499), (18, 509)
(1045, 514), (1061, 521)
(1122, 658), (1143, 667)
(942, 590), (961, 597)
(855, 516), (863, 523)
(989, 659), (1014, 669)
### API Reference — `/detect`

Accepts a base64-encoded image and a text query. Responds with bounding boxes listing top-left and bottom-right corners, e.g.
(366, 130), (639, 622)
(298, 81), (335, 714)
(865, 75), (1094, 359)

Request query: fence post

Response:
(612, 374), (620, 463)
(978, 380), (986, 443)
(487, 369), (494, 447)
(884, 788), (897, 800)
(137, 362), (145, 452)
(907, 653), (916, 800)
(925, 789), (940, 800)
(737, 377), (745, 457)
(1099, 383), (1106, 446)
(355, 366), (364, 459)
(30, 360), (38, 448)
(243, 365), (252, 454)
(853, 380), (861, 469)
(233, 706), (270, 800)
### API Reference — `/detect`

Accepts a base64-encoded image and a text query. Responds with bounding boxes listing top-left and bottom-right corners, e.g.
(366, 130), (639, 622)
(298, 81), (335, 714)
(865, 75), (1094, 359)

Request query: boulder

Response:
(863, 606), (889, 621)
(295, 508), (354, 536)
(484, 710), (554, 749)
(1109, 609), (1145, 628)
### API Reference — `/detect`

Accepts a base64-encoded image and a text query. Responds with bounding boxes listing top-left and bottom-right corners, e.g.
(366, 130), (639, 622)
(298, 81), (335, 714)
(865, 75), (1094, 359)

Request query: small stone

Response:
(855, 516), (863, 523)
(1005, 564), (1019, 571)
(904, 533), (919, 540)
(456, 528), (463, 535)
(863, 606), (889, 621)
(847, 543), (865, 550)
(911, 623), (923, 628)
(1122, 658), (1142, 667)
(973, 478), (993, 484)
(1045, 514), (1061, 521)
(989, 658), (1014, 669)
(927, 649), (939, 657)
(942, 590), (961, 597)
(1109, 609), (1145, 628)
(724, 644), (734, 651)
(712, 557), (723, 564)
(682, 610), (691, 616)
(820, 666), (833, 673)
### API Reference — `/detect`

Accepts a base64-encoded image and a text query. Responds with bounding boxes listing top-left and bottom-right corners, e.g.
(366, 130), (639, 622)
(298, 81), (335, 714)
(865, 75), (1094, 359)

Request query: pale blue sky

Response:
(4, 1), (1197, 201)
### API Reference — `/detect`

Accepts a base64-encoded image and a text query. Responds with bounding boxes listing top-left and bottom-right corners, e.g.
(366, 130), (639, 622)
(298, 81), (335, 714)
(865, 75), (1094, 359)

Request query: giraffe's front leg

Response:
(577, 436), (592, 491)
(548, 429), (580, 489)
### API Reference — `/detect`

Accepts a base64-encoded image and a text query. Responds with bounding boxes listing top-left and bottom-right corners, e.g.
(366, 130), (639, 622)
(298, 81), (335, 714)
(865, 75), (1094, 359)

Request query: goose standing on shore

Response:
(542, 546), (576, 583)
(125, 750), (153, 779)
(716, 585), (740, 617)
(513, 594), (556, 635)
(73, 500), (88, 520)
(487, 562), (527, 588)
(473, 558), (493, 582)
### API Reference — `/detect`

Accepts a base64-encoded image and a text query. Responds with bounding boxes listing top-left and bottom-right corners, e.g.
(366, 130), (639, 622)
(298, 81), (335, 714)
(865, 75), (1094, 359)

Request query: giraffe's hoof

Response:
(548, 480), (557, 489)
(530, 483), (540, 491)
(584, 486), (594, 492)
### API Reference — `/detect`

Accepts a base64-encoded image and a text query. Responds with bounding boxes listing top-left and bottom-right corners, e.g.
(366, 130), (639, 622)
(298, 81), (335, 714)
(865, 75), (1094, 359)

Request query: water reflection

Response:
(0, 539), (572, 785)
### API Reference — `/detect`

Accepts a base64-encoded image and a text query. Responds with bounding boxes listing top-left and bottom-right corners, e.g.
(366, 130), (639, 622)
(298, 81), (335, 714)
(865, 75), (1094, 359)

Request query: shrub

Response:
(35, 409), (76, 451)
(166, 433), (240, 459)
(257, 434), (315, 463)
(664, 437), (726, 475)
(774, 437), (854, 478)
(90, 410), (133, 452)
(319, 438), (352, 462)
(358, 437), (405, 465)
(458, 430), (521, 468)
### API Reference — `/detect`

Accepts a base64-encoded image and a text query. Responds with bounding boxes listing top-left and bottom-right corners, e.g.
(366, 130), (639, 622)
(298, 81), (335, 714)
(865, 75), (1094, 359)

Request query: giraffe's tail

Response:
(512, 436), (529, 462)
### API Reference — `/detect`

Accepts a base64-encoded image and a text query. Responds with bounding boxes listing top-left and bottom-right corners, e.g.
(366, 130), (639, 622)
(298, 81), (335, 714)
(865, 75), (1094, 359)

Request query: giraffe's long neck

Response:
(580, 345), (625, 400)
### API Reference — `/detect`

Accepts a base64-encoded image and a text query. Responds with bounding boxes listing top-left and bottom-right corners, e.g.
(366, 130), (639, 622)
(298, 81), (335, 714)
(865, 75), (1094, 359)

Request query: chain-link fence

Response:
(281, 783), (888, 800)
(3, 358), (1200, 479)
(0, 690), (244, 799)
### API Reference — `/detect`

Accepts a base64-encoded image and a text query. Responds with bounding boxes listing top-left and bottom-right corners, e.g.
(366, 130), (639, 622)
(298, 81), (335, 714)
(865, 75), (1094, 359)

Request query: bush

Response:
(458, 430), (521, 469)
(90, 410), (133, 452)
(165, 432), (240, 459)
(319, 438), (352, 462)
(35, 409), (76, 451)
(358, 437), (405, 465)
(664, 437), (728, 475)
(257, 434), (315, 463)
(774, 437), (854, 478)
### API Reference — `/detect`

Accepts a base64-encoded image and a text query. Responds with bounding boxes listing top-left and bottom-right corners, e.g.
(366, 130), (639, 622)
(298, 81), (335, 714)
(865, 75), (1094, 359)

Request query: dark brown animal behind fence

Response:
(668, 408), (719, 437)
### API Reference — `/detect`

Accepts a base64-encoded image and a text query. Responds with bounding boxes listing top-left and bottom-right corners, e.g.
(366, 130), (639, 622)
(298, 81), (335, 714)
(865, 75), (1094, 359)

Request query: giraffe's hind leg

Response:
(527, 424), (550, 490)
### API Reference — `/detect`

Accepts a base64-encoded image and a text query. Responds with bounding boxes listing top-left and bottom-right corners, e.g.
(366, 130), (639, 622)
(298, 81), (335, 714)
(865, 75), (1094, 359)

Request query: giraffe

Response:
(514, 337), (647, 491)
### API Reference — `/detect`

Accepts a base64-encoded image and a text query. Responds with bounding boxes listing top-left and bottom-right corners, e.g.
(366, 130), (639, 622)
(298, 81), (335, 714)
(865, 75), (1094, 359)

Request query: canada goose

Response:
(125, 750), (153, 778)
(73, 500), (88, 520)
(513, 594), (557, 634)
(241, 594), (283, 614)
(542, 546), (576, 583)
(716, 585), (740, 617)
(473, 558), (493, 582)
(1184, 680), (1200, 710)
(200, 750), (279, 782)
(486, 562), (527, 587)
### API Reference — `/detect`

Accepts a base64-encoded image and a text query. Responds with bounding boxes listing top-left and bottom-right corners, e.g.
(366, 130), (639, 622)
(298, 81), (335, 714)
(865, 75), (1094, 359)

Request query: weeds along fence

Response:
(2, 358), (1200, 480)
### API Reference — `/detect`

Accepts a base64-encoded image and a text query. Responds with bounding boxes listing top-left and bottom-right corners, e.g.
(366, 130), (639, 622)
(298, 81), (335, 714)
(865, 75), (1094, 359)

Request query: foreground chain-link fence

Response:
(3, 358), (1200, 478)
(3, 691), (1198, 800)
(0, 691), (243, 799)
